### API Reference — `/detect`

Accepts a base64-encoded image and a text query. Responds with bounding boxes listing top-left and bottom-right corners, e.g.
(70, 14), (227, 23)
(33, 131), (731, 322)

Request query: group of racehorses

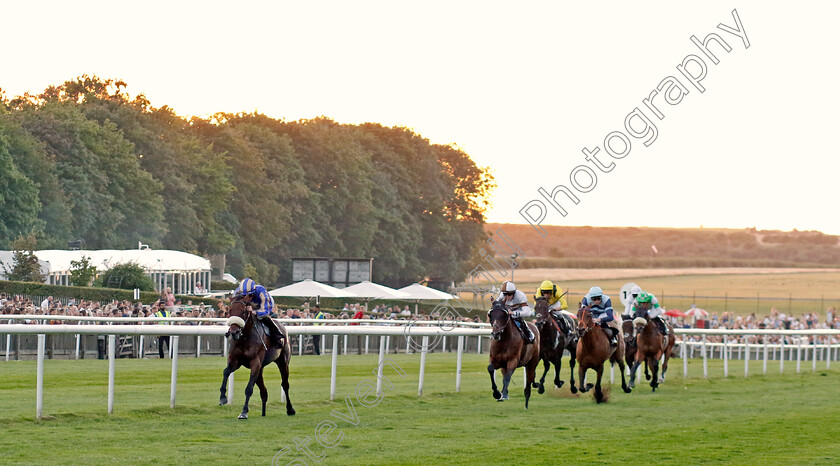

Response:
(487, 297), (676, 407)
(217, 293), (677, 419)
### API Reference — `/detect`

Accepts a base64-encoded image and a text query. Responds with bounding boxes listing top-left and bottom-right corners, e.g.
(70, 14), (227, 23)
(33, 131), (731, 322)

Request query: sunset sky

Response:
(3, 1), (838, 233)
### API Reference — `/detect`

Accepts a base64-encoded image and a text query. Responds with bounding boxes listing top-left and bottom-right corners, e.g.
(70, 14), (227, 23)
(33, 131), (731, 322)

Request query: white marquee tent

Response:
(268, 279), (359, 300)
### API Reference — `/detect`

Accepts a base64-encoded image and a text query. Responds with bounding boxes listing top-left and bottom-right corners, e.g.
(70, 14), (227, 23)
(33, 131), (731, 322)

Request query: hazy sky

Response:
(3, 1), (838, 233)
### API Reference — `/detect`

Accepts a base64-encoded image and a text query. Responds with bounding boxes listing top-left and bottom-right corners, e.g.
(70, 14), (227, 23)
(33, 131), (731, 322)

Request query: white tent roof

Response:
(397, 283), (455, 301)
(343, 281), (411, 300)
(268, 279), (359, 298)
(2, 249), (212, 274)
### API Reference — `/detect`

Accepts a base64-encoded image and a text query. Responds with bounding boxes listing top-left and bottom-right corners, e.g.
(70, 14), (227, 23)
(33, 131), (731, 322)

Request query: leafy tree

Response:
(93, 262), (155, 291)
(2, 235), (44, 282)
(0, 131), (41, 247)
(69, 255), (98, 287)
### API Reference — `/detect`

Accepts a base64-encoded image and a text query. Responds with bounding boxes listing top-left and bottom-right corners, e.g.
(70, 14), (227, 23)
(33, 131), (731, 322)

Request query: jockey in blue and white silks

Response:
(234, 278), (283, 346)
(581, 286), (620, 347)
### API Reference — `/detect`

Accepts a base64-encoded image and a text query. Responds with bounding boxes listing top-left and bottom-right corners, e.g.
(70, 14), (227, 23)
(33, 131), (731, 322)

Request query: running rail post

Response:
(763, 336), (768, 374)
(418, 336), (429, 396)
(36, 334), (45, 419)
(702, 335), (708, 378)
(744, 336), (749, 377)
(376, 335), (387, 396)
(75, 334), (80, 360)
(812, 336), (817, 372)
(456, 336), (464, 393)
(796, 336), (802, 374)
(170, 336), (179, 408)
(108, 335), (116, 414)
(780, 338), (785, 373)
(682, 337), (688, 378)
(723, 335), (729, 377)
(330, 335), (339, 401)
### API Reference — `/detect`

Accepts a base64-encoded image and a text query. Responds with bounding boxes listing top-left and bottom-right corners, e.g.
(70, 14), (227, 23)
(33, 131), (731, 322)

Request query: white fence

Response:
(2, 318), (840, 419)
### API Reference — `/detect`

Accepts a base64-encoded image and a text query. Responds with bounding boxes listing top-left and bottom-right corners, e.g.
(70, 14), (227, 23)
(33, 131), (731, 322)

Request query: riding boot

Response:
(259, 315), (285, 347)
(515, 317), (535, 344)
(603, 325), (618, 347)
(656, 316), (669, 336)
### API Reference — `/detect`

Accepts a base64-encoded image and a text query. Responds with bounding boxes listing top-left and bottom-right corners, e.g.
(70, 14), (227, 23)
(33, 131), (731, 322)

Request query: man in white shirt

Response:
(41, 296), (53, 312)
(495, 281), (534, 343)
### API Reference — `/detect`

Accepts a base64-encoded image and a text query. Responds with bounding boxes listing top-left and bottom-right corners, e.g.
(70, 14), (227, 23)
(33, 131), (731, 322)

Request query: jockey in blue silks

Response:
(580, 286), (620, 347)
(235, 278), (283, 347)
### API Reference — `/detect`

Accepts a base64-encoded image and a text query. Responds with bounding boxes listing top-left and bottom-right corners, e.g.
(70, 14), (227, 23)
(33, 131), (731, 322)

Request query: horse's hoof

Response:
(219, 398), (227, 406)
(570, 386), (578, 394)
(500, 394), (509, 401)
(629, 381), (635, 389)
(492, 390), (501, 400)
(623, 386), (632, 393)
(537, 385), (545, 394)
(645, 374), (651, 380)
(585, 383), (594, 391)
(238, 413), (248, 420)
(287, 408), (296, 416)
(556, 380), (565, 389)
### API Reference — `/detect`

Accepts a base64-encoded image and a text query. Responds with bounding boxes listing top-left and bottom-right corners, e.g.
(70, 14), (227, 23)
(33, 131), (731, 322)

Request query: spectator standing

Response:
(312, 305), (325, 355)
(154, 301), (171, 358)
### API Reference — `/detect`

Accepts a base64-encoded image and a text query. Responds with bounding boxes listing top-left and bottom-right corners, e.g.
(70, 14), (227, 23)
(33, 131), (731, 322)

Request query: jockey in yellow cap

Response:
(534, 280), (568, 312)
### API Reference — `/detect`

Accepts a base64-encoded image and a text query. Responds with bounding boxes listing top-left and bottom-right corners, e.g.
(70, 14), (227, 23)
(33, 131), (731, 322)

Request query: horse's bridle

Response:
(577, 306), (594, 338)
(488, 304), (510, 340)
(226, 298), (253, 340)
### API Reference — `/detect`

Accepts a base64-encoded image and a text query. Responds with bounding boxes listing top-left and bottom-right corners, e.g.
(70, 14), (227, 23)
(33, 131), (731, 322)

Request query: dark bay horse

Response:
(487, 300), (541, 409)
(533, 297), (578, 394)
(576, 306), (631, 403)
(219, 297), (295, 419)
(622, 318), (649, 385)
(629, 314), (676, 391)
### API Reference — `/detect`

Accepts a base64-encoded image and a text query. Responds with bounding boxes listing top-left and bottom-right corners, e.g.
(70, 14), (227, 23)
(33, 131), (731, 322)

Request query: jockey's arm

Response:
(510, 306), (533, 318)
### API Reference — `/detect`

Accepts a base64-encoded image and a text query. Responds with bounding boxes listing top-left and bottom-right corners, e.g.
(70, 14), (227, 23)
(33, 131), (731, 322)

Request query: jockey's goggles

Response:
(591, 296), (602, 301)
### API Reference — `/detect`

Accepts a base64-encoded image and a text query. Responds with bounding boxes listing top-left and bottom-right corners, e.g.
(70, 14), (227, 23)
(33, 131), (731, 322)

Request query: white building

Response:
(0, 249), (212, 295)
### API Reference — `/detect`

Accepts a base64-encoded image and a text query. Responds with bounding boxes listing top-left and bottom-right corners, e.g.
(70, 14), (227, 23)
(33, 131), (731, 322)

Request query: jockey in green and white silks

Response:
(632, 291), (668, 336)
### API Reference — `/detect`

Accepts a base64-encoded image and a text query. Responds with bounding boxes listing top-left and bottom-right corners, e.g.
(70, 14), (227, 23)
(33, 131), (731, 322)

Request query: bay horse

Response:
(533, 297), (578, 394)
(629, 312), (676, 391)
(622, 318), (649, 385)
(575, 306), (631, 403)
(219, 297), (295, 419)
(487, 300), (541, 409)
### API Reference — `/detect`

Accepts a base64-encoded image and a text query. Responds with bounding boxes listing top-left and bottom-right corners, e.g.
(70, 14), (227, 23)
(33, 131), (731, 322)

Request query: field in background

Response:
(459, 269), (840, 317)
(2, 355), (839, 464)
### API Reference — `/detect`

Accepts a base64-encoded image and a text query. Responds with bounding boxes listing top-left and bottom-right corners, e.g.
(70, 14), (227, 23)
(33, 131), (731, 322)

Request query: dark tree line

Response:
(0, 76), (494, 286)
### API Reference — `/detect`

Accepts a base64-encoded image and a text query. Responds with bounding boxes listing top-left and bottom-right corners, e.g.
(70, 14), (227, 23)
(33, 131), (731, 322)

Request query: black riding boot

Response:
(259, 315), (285, 347)
(515, 317), (534, 344)
(656, 317), (669, 336)
(603, 324), (618, 347)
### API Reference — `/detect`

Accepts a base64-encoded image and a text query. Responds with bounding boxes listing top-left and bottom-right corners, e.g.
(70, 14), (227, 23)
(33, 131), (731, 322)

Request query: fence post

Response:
(456, 336), (464, 392)
(108, 335), (116, 414)
(702, 335), (708, 378)
(796, 337), (802, 374)
(330, 335), (339, 401)
(170, 336), (179, 408)
(723, 335), (729, 377)
(682, 337), (688, 378)
(780, 338), (785, 373)
(812, 336), (817, 372)
(763, 336), (768, 374)
(828, 339), (832, 369)
(744, 337), (749, 377)
(365, 335), (369, 355)
(36, 334), (45, 419)
(196, 323), (201, 358)
(343, 335), (348, 355)
(418, 336), (429, 396)
(376, 335), (387, 396)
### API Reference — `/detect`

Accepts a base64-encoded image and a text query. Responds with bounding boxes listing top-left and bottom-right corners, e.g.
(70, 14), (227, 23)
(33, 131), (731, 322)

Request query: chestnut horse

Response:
(575, 306), (631, 403)
(487, 300), (541, 409)
(533, 297), (578, 394)
(219, 297), (295, 419)
(629, 314), (676, 391)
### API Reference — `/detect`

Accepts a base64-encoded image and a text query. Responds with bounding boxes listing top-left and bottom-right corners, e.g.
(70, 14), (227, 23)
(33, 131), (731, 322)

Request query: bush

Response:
(93, 262), (155, 291)
(0, 279), (219, 306)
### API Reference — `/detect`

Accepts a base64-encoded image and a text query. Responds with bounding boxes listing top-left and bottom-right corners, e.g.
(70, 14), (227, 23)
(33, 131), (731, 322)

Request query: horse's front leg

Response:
(500, 363), (516, 401)
(255, 370), (268, 416)
(649, 355), (660, 392)
(552, 353), (564, 389)
(536, 358), (549, 394)
(577, 362), (588, 393)
(239, 359), (263, 419)
(278, 355), (296, 416)
(594, 363), (606, 403)
(617, 357), (631, 393)
(568, 348), (578, 394)
(628, 360), (640, 389)
(220, 360), (241, 405)
(487, 363), (501, 400)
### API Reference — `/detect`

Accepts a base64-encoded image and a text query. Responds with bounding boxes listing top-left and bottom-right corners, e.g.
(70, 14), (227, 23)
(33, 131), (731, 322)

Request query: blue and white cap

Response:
(236, 278), (256, 297)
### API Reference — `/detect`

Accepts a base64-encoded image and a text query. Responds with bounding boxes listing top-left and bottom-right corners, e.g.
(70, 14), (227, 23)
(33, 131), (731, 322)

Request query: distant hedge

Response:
(0, 280), (220, 306)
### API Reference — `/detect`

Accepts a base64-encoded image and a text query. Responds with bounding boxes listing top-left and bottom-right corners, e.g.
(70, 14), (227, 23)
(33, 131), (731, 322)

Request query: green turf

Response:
(1, 353), (839, 464)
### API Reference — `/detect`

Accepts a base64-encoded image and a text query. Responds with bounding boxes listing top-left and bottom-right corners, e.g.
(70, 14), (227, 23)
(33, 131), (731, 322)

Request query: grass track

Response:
(1, 353), (839, 464)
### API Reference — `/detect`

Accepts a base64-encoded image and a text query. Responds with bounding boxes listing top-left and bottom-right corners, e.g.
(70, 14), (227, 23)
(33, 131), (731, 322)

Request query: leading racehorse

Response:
(219, 296), (295, 419)
(487, 300), (541, 409)
(629, 312), (676, 391)
(576, 306), (631, 403)
(533, 297), (578, 394)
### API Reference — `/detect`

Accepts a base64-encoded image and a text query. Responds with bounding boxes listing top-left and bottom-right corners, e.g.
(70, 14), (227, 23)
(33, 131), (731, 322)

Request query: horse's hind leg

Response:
(256, 370), (268, 417)
(220, 360), (241, 405)
(649, 355), (660, 392)
(525, 362), (537, 410)
(277, 357), (295, 416)
(660, 352), (671, 383)
(536, 359), (549, 394)
(488, 364), (501, 400)
(577, 363), (588, 393)
(617, 358), (631, 393)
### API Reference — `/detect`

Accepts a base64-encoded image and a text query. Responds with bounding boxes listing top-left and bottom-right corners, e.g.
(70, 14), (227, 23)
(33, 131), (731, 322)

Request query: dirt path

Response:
(501, 267), (840, 283)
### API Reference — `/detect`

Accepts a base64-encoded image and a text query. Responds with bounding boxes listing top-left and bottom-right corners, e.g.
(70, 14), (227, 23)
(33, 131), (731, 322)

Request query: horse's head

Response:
(487, 300), (510, 340)
(622, 319), (636, 346)
(632, 316), (649, 335)
(534, 297), (549, 329)
(225, 297), (251, 341)
(576, 305), (593, 337)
